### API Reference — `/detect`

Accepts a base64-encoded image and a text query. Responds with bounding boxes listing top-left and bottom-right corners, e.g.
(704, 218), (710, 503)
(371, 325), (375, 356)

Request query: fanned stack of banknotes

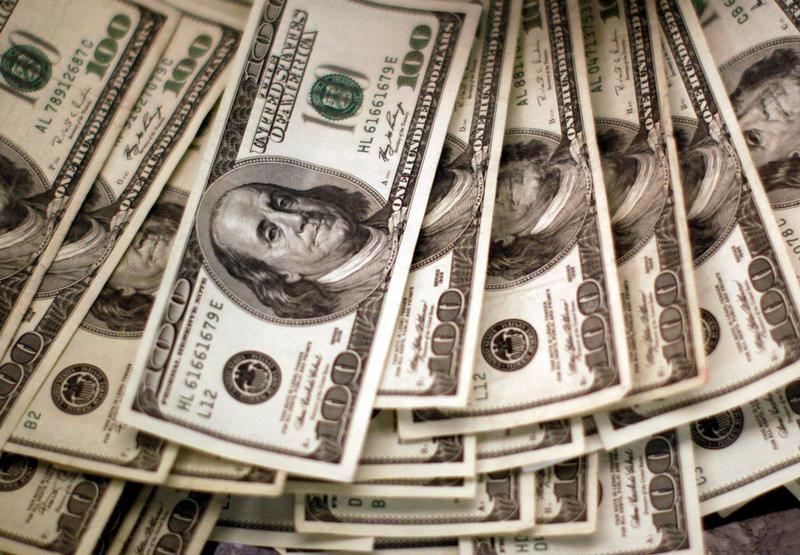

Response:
(4, 0), (800, 553)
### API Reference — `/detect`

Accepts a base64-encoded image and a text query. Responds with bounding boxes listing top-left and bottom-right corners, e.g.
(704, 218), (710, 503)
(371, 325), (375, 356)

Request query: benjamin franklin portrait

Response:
(597, 126), (667, 261)
(487, 137), (589, 283)
(0, 149), (48, 279)
(199, 162), (392, 321)
(86, 198), (183, 333)
(725, 46), (800, 208)
(38, 184), (115, 294)
(674, 123), (739, 262)
(413, 139), (478, 263)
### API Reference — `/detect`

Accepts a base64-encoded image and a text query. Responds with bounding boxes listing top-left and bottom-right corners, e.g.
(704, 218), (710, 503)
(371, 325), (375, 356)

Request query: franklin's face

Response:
(735, 75), (800, 168)
(213, 184), (360, 281)
(492, 159), (550, 243)
(108, 220), (175, 295)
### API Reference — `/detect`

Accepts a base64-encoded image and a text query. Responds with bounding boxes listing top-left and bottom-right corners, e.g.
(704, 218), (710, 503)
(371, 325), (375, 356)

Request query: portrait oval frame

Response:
(195, 156), (387, 325)
(0, 136), (51, 280)
(672, 117), (741, 266)
(594, 118), (668, 264)
(36, 177), (116, 297)
(412, 134), (481, 269)
(718, 37), (800, 209)
(486, 130), (591, 290)
(81, 185), (190, 338)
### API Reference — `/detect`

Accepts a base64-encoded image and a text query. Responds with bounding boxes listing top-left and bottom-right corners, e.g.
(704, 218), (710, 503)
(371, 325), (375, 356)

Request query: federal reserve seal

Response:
(699, 308), (720, 355)
(690, 408), (745, 450)
(0, 453), (36, 491)
(51, 364), (109, 415)
(310, 74), (363, 120)
(1, 45), (51, 92)
(481, 319), (538, 371)
(223, 351), (281, 404)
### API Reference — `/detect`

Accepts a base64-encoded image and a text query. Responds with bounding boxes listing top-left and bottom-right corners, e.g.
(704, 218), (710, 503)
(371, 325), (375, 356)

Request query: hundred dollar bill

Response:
(211, 493), (375, 552)
(295, 469), (535, 537)
(399, 0), (631, 440)
(690, 377), (800, 515)
(595, 0), (800, 449)
(715, 501), (747, 518)
(165, 448), (286, 496)
(531, 454), (597, 537)
(0, 6), (243, 453)
(696, 0), (800, 280)
(107, 487), (223, 555)
(476, 419), (584, 473)
(93, 482), (148, 555)
(352, 410), (475, 480)
(581, 416), (604, 453)
(0, 452), (123, 555)
(119, 0), (480, 481)
(4, 98), (238, 482)
(463, 428), (703, 555)
(376, 0), (521, 409)
(287, 475), (477, 499)
(0, 0), (178, 357)
(785, 479), (800, 501)
(582, 0), (705, 405)
(372, 539), (460, 555)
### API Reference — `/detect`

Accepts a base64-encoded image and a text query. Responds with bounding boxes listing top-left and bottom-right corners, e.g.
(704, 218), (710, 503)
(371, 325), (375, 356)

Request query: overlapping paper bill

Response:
(3, 0), (800, 553)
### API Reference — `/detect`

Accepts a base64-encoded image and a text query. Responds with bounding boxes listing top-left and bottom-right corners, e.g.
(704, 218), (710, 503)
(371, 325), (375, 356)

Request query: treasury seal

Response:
(690, 408), (745, 450)
(481, 319), (538, 371)
(223, 351), (282, 404)
(1, 45), (51, 92)
(309, 74), (363, 121)
(52, 364), (109, 415)
(699, 308), (720, 355)
(0, 453), (37, 491)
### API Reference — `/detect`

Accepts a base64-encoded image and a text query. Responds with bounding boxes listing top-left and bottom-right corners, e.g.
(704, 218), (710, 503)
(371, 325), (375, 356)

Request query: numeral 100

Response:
(163, 34), (213, 95)
(397, 25), (431, 90)
(86, 14), (131, 79)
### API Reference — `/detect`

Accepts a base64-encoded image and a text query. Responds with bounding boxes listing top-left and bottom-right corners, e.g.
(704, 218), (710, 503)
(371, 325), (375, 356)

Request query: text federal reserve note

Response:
(7, 80), (237, 482)
(0, 452), (123, 555)
(596, 0), (800, 449)
(463, 429), (703, 555)
(690, 378), (800, 515)
(120, 0), (480, 481)
(296, 469), (535, 537)
(107, 487), (223, 555)
(696, 0), (800, 281)
(582, 0), (705, 405)
(0, 0), (178, 357)
(165, 447), (286, 495)
(400, 0), (630, 440)
(376, 0), (521, 409)
(211, 494), (375, 552)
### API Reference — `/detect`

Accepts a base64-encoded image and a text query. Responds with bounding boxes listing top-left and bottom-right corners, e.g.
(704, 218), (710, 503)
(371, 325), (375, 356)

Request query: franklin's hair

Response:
(488, 139), (567, 279)
(674, 127), (739, 260)
(89, 202), (182, 332)
(597, 128), (663, 256)
(0, 153), (37, 235)
(210, 183), (371, 319)
(731, 48), (800, 198)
